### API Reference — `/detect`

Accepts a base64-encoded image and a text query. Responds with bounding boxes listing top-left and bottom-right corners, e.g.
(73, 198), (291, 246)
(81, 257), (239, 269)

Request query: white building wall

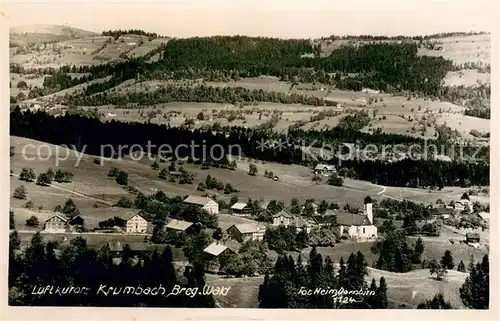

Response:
(203, 200), (219, 214)
(126, 216), (148, 233)
(273, 216), (292, 226)
(341, 225), (378, 240)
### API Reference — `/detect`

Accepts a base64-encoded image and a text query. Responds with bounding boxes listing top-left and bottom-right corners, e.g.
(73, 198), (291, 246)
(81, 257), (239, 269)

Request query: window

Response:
(363, 228), (366, 234)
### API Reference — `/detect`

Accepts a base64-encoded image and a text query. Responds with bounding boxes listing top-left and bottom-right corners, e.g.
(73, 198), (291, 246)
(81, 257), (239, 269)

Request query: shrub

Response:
(20, 168), (36, 182)
(116, 171), (128, 185)
(26, 215), (39, 227)
(108, 167), (119, 177)
(36, 173), (52, 186)
(13, 185), (27, 199)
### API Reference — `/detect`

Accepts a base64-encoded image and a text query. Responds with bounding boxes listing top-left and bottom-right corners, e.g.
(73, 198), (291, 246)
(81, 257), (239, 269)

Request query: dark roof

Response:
(435, 207), (455, 215)
(466, 233), (480, 239)
(107, 241), (123, 252)
(364, 196), (373, 204)
(374, 218), (404, 229)
(312, 215), (337, 225)
(114, 210), (143, 221)
(337, 212), (372, 226)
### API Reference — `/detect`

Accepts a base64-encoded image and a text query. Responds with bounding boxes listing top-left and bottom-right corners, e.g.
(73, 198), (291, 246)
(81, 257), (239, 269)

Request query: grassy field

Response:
(10, 30), (166, 68)
(367, 268), (467, 308)
(205, 267), (468, 309)
(12, 134), (483, 221)
(417, 34), (490, 66)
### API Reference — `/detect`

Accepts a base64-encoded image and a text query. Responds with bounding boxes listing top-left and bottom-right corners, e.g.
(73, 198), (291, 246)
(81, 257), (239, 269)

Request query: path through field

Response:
(11, 172), (113, 206)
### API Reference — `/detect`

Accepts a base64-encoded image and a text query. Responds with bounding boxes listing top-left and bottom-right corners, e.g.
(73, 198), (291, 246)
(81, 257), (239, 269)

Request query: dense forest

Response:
(320, 32), (488, 41)
(10, 109), (489, 188)
(13, 35), (491, 119)
(153, 38), (453, 96)
(102, 29), (164, 39)
(9, 231), (215, 307)
(15, 37), (455, 100)
(258, 249), (388, 308)
(68, 84), (338, 107)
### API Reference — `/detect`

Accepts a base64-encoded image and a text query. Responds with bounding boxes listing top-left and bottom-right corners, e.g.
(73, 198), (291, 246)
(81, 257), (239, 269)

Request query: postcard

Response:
(1, 0), (497, 320)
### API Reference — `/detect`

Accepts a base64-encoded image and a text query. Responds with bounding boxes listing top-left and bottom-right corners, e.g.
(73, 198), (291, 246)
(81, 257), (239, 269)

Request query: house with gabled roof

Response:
(114, 211), (148, 233)
(272, 210), (312, 233)
(272, 210), (294, 227)
(314, 164), (336, 176)
(44, 213), (69, 233)
(165, 219), (194, 233)
(231, 202), (250, 216)
(226, 223), (266, 242)
(203, 241), (237, 257)
(466, 233), (480, 244)
(183, 195), (219, 214)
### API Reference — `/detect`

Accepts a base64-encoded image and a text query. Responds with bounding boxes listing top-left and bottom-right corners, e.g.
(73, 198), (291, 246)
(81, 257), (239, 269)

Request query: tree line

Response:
(9, 231), (215, 307)
(17, 38), (455, 99)
(10, 109), (489, 188)
(102, 29), (163, 40)
(67, 84), (339, 107)
(259, 249), (389, 308)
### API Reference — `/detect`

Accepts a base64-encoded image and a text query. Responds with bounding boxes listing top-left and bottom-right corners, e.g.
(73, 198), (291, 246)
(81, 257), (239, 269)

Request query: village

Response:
(16, 162), (486, 277)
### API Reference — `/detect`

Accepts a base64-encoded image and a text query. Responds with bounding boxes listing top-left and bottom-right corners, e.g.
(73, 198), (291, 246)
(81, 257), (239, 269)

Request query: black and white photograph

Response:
(2, 0), (497, 318)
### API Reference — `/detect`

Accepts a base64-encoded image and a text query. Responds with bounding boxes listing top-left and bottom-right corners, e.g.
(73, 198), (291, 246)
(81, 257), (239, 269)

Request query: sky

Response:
(3, 0), (498, 38)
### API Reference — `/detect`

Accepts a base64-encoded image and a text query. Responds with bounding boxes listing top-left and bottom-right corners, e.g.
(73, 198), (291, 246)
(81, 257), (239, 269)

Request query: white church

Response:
(337, 196), (378, 241)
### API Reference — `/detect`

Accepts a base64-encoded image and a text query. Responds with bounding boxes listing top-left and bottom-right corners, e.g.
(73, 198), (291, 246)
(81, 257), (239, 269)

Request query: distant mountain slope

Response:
(10, 24), (97, 37)
(10, 24), (97, 46)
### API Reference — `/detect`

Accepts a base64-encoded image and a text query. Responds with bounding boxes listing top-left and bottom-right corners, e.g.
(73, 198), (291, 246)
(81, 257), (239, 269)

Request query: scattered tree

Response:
(441, 250), (455, 270)
(248, 164), (258, 176)
(19, 168), (36, 182)
(116, 171), (128, 185)
(13, 185), (27, 199)
(26, 215), (39, 227)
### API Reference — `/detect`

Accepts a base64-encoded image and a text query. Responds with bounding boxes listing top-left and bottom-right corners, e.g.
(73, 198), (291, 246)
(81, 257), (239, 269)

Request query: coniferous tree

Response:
(457, 260), (466, 272)
(412, 237), (424, 264)
(460, 255), (489, 309)
(417, 293), (452, 309)
(441, 250), (455, 270)
(377, 277), (388, 309)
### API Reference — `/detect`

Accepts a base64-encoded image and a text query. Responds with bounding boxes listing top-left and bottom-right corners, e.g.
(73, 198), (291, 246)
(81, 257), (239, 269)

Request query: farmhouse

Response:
(231, 202), (250, 216)
(203, 241), (237, 258)
(114, 212), (148, 233)
(69, 215), (85, 227)
(226, 223), (266, 242)
(362, 88), (380, 94)
(314, 164), (336, 176)
(337, 196), (377, 241)
(44, 214), (69, 233)
(272, 210), (294, 227)
(165, 219), (194, 233)
(466, 233), (480, 244)
(183, 196), (219, 214)
(434, 207), (455, 219)
(272, 210), (312, 233)
(454, 200), (471, 212)
(203, 241), (239, 273)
